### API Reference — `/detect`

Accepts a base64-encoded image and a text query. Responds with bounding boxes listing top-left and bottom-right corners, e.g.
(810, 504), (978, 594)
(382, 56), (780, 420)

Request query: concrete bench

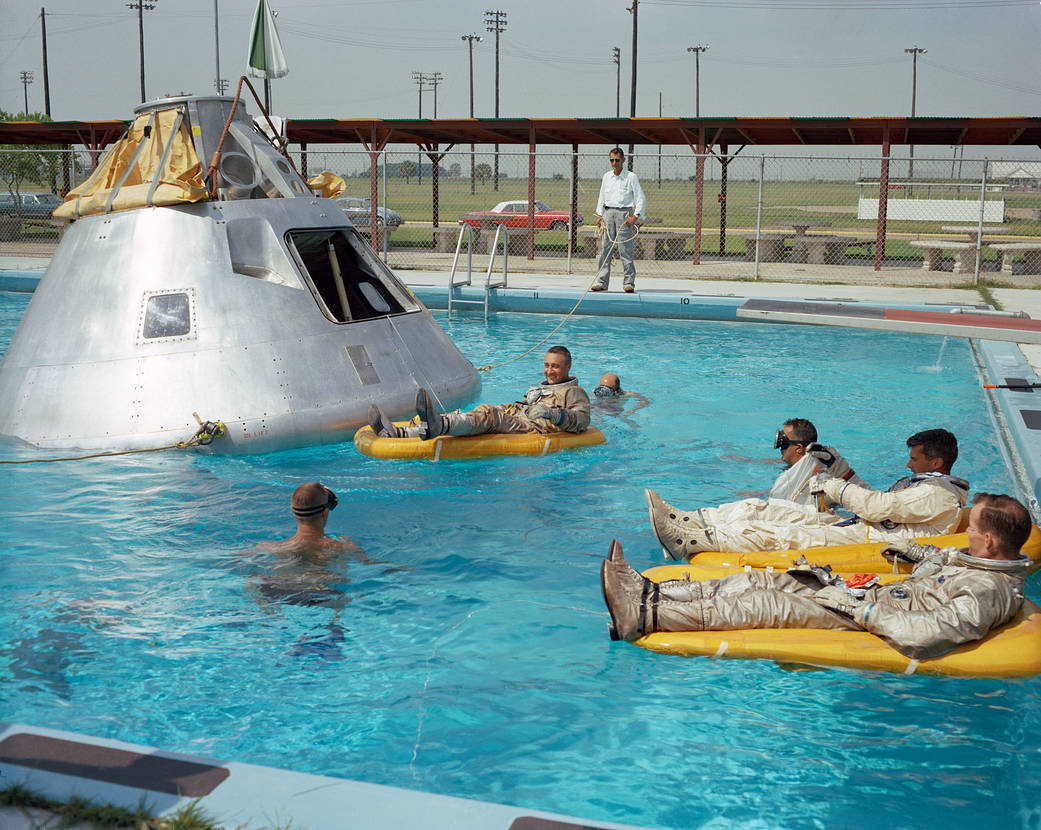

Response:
(803, 235), (875, 265)
(907, 239), (977, 273)
(634, 228), (694, 260)
(988, 242), (1041, 275)
(578, 227), (689, 260)
(431, 225), (461, 253)
(741, 232), (792, 262)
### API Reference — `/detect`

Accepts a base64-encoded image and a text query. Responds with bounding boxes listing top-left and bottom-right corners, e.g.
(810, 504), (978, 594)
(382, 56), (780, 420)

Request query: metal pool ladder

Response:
(448, 223), (509, 322)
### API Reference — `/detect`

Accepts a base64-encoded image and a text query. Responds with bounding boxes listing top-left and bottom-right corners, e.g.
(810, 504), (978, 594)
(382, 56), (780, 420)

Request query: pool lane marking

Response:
(736, 302), (1041, 345)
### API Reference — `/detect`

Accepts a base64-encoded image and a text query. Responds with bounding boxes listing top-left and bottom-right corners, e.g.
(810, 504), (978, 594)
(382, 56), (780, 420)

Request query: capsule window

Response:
(286, 228), (418, 324)
(141, 291), (193, 340)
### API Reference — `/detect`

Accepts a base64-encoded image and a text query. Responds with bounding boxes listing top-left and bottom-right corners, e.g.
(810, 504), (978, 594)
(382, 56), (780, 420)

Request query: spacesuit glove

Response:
(880, 539), (939, 563)
(528, 404), (563, 425)
(806, 443), (854, 480)
(808, 473), (830, 496)
(812, 585), (864, 618)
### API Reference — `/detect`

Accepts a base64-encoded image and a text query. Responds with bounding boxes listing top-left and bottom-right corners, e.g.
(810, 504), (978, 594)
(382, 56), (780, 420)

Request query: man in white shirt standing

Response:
(593, 147), (647, 293)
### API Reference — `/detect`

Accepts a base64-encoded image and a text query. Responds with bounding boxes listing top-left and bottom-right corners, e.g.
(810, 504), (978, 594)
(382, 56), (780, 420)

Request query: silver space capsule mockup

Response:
(0, 94), (479, 452)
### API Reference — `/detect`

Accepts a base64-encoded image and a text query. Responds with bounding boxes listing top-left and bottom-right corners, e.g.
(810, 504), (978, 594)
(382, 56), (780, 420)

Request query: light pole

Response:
(905, 45), (926, 182)
(626, 0), (638, 168)
(127, 0), (157, 103)
(462, 33), (482, 194)
(687, 45), (708, 116)
(19, 70), (33, 115)
(484, 9), (507, 191)
(612, 47), (621, 117)
(213, 0), (226, 94)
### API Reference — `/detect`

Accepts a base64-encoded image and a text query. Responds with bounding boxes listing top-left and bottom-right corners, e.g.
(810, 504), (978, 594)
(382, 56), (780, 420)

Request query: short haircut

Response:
(609, 147), (625, 159)
(973, 493), (1032, 553)
(292, 482), (330, 523)
(783, 418), (817, 444)
(907, 428), (958, 470)
(546, 345), (572, 366)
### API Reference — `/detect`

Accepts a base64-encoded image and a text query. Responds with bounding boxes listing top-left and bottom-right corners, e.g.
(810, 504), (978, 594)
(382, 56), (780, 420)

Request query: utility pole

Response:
(687, 44), (708, 116)
(462, 33), (482, 195)
(484, 9), (507, 191)
(905, 45), (926, 183)
(213, 0), (226, 94)
(19, 71), (34, 115)
(428, 71), (443, 118)
(127, 0), (157, 103)
(412, 71), (427, 184)
(626, 0), (638, 169)
(40, 8), (51, 116)
(612, 47), (621, 117)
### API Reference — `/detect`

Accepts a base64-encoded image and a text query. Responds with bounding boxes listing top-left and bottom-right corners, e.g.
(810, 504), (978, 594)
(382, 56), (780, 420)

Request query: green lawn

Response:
(338, 175), (1041, 241)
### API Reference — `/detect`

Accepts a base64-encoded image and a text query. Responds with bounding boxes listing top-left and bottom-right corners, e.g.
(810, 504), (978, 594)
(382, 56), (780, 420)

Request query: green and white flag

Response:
(248, 0), (289, 79)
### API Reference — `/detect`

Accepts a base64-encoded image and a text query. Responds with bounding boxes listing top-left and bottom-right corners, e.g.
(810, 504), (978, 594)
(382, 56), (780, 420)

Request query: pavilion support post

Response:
(300, 142), (308, 179)
(693, 128), (706, 265)
(874, 126), (891, 272)
(357, 126), (391, 252)
(422, 142), (455, 236)
(528, 124), (536, 259)
(570, 143), (579, 255)
(719, 143), (728, 257)
(61, 143), (70, 195)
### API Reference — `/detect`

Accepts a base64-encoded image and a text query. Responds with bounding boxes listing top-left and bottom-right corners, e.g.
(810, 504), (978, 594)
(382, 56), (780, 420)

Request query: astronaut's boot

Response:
(601, 541), (654, 641)
(645, 488), (710, 530)
(368, 404), (407, 438)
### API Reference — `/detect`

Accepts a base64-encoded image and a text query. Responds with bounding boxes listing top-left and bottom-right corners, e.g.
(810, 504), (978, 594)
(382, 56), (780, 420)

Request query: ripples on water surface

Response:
(2, 291), (1040, 829)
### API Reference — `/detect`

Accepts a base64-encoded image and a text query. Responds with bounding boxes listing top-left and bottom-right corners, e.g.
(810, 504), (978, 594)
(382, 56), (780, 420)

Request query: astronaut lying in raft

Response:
(646, 426), (969, 558)
(601, 492), (1033, 663)
(599, 423), (1041, 665)
(368, 345), (591, 440)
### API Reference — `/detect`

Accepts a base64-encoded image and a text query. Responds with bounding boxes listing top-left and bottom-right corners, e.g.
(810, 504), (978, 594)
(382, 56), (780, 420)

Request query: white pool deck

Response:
(3, 254), (1041, 829)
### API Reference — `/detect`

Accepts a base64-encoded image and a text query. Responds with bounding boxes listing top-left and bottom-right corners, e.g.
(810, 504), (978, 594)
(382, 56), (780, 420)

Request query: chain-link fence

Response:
(4, 145), (1039, 282)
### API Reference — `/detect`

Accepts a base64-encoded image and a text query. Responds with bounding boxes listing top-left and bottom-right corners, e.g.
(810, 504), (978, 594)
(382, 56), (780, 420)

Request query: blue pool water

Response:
(2, 290), (1040, 829)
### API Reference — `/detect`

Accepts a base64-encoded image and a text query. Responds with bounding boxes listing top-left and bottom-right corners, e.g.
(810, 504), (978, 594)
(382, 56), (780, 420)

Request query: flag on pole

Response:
(247, 0), (289, 80)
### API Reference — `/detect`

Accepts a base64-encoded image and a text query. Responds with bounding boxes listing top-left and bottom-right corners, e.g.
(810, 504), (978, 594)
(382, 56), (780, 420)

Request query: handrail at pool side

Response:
(484, 225), (509, 323)
(447, 223), (476, 319)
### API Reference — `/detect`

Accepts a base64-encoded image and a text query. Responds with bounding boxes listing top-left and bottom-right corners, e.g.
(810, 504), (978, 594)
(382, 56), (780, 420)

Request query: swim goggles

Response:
(774, 429), (809, 452)
(291, 485), (339, 517)
(593, 385), (621, 397)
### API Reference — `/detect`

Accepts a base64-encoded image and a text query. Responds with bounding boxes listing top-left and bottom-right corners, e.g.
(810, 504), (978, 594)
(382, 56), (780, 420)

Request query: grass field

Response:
(8, 173), (1040, 263)
(338, 175), (1040, 242)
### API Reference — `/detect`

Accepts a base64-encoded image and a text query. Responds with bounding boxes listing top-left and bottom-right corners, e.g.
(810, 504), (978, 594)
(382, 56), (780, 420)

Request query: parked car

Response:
(0, 191), (62, 220)
(336, 197), (404, 229)
(459, 200), (581, 230)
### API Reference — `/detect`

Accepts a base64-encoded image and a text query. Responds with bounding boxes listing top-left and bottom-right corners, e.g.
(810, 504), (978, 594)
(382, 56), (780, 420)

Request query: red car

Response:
(460, 200), (581, 230)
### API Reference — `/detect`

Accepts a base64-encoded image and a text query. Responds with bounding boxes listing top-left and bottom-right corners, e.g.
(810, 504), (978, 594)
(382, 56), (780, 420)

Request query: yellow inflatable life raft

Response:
(633, 563), (1041, 677)
(353, 423), (605, 460)
(688, 522), (1041, 576)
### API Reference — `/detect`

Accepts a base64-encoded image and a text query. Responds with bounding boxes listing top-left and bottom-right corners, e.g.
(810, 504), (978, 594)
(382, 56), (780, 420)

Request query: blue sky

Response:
(1, 0), (1039, 122)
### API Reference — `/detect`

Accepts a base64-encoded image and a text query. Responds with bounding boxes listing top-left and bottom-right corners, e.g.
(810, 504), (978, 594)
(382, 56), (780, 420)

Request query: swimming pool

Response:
(2, 290), (1039, 829)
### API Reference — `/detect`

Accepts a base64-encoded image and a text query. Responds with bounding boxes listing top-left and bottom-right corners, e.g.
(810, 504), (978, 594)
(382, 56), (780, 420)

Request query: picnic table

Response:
(940, 225), (1009, 244)
(908, 225), (1010, 273)
(741, 231), (792, 262)
(787, 222), (832, 263)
